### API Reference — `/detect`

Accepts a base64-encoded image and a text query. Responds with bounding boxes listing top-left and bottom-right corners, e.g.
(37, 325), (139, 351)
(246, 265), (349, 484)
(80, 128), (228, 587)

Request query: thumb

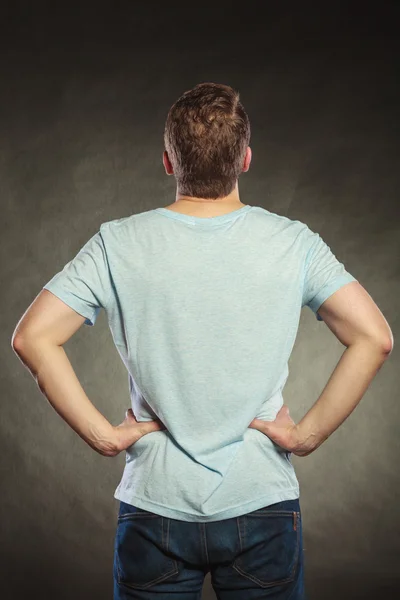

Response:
(137, 419), (166, 436)
(248, 417), (274, 432)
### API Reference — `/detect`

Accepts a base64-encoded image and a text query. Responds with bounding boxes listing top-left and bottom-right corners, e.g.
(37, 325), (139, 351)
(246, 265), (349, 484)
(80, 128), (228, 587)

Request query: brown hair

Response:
(164, 82), (251, 199)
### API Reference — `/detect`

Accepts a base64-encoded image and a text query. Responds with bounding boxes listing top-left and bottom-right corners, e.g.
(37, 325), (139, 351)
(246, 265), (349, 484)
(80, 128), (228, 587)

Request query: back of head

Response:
(164, 82), (251, 200)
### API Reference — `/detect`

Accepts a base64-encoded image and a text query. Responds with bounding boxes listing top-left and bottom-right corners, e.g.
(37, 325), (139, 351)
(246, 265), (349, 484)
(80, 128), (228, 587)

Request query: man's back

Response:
(42, 203), (357, 522)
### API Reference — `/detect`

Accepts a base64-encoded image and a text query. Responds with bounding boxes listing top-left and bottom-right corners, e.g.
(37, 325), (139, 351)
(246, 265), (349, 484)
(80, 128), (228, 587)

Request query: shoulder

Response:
(98, 210), (157, 240)
(250, 206), (314, 243)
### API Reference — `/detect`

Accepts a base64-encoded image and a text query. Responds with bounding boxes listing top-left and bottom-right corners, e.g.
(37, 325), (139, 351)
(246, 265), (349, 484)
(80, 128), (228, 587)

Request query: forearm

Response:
(12, 339), (119, 456)
(294, 340), (390, 456)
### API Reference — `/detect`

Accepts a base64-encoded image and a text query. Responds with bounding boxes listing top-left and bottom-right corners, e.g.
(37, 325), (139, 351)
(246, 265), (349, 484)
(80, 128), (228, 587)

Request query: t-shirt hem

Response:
(113, 486), (300, 522)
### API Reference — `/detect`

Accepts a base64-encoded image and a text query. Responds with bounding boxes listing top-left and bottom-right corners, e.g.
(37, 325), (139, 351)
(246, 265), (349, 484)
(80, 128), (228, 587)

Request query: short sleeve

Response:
(302, 229), (357, 321)
(42, 229), (112, 326)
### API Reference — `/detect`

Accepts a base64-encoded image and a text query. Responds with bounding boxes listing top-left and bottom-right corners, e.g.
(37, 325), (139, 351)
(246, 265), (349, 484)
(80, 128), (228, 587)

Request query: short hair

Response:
(164, 82), (251, 199)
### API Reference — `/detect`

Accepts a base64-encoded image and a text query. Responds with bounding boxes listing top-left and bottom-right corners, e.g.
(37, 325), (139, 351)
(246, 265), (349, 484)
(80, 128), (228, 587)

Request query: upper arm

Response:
(12, 289), (87, 347)
(316, 281), (394, 351)
(302, 227), (393, 351)
(12, 229), (112, 348)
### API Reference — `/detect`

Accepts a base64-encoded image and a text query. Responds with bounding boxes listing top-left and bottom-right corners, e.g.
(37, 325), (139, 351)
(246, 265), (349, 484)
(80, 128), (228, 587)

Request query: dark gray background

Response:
(2, 1), (399, 598)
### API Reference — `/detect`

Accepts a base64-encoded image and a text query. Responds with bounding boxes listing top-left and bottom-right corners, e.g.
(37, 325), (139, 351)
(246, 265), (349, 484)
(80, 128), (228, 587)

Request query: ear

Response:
(242, 146), (252, 172)
(163, 151), (174, 175)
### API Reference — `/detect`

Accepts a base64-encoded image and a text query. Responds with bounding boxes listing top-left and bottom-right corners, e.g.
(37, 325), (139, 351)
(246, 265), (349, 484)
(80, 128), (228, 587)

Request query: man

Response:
(12, 82), (393, 599)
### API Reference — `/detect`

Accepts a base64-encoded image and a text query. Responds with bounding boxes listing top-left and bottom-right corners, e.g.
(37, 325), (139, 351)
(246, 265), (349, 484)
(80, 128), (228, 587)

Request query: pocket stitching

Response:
(116, 550), (179, 590)
(232, 512), (300, 588)
(116, 516), (179, 590)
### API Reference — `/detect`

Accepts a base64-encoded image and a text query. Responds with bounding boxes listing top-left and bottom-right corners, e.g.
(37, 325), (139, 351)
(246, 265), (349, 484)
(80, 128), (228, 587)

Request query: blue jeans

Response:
(114, 498), (306, 599)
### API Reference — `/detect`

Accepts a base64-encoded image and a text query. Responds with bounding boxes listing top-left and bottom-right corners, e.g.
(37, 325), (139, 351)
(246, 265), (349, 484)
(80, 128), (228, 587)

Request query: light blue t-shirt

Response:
(43, 204), (357, 522)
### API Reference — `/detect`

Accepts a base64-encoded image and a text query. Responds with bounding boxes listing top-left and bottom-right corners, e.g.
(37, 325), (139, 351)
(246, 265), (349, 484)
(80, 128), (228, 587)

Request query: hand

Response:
(248, 404), (303, 455)
(113, 408), (166, 454)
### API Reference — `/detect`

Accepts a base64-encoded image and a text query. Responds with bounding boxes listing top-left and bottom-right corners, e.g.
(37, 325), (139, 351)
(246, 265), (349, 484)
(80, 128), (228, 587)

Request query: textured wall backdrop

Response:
(2, 2), (399, 599)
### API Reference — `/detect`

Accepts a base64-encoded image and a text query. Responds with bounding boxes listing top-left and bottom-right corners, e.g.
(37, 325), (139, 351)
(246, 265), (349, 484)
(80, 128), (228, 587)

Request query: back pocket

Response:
(233, 509), (300, 588)
(115, 507), (179, 590)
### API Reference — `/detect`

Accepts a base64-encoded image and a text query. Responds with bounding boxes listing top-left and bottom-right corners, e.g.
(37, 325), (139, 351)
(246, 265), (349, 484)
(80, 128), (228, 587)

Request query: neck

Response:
(175, 183), (243, 207)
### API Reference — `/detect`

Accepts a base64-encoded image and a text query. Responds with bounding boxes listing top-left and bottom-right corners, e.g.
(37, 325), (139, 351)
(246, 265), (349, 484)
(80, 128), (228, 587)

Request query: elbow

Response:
(381, 329), (394, 355)
(11, 332), (38, 359)
(11, 332), (25, 355)
(382, 337), (394, 356)
(371, 335), (394, 356)
(350, 334), (394, 357)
